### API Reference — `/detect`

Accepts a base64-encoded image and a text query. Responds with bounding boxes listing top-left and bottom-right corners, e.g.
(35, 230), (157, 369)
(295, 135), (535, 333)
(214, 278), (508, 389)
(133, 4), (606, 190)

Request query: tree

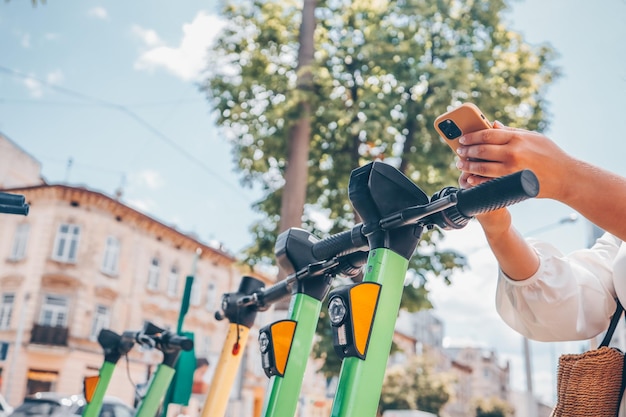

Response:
(474, 397), (514, 417)
(201, 0), (558, 275)
(378, 354), (453, 416)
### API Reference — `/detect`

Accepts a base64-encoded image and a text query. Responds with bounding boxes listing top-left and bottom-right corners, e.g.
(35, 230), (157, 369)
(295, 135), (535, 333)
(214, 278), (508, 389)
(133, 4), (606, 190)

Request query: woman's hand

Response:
(455, 121), (575, 201)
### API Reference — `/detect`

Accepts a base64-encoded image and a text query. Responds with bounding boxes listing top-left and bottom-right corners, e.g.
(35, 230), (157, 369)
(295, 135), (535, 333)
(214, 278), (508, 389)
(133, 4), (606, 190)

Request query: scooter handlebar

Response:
(455, 169), (539, 217)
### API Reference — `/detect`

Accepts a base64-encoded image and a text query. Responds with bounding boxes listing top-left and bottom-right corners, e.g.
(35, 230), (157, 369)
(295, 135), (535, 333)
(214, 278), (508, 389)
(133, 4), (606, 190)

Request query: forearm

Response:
(477, 210), (540, 280)
(559, 159), (626, 241)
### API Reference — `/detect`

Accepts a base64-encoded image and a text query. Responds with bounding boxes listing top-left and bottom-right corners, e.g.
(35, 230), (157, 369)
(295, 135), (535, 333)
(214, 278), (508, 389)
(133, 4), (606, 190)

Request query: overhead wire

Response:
(0, 64), (254, 203)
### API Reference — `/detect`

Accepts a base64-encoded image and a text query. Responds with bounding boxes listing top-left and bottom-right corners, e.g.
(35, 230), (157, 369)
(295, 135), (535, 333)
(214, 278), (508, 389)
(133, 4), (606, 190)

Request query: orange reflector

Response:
(83, 375), (100, 403)
(350, 282), (381, 357)
(270, 320), (297, 377)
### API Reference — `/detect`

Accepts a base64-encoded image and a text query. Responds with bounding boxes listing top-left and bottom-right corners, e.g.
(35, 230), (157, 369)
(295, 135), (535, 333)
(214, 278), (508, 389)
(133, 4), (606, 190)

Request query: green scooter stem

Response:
(134, 364), (176, 417)
(260, 293), (322, 417)
(82, 361), (116, 417)
(330, 248), (408, 417)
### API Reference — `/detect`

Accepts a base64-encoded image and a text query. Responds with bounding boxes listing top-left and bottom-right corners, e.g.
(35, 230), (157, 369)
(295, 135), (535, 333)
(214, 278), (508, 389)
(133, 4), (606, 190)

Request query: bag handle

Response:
(600, 299), (625, 348)
(598, 299), (626, 417)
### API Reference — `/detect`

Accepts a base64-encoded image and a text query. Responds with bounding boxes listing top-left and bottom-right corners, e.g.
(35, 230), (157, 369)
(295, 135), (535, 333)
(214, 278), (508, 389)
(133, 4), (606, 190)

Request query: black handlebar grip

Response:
(0, 204), (29, 216)
(455, 170), (539, 217)
(0, 192), (25, 206)
(166, 334), (194, 351)
(311, 226), (367, 261)
(260, 279), (293, 306)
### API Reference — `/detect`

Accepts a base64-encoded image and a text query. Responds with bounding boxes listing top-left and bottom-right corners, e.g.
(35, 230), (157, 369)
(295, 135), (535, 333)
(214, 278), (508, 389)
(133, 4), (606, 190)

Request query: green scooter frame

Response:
(329, 162), (429, 417)
(128, 322), (194, 417)
(259, 289), (327, 417)
(329, 248), (409, 416)
(258, 227), (369, 417)
(82, 329), (135, 417)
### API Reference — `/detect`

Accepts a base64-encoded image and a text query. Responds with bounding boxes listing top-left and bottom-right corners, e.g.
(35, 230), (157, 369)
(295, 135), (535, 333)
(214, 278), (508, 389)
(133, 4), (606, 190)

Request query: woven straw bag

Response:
(551, 301), (626, 417)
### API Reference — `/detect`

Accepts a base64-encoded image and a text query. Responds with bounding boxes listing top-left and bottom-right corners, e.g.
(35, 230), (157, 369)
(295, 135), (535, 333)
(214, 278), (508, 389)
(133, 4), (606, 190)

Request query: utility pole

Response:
(521, 213), (579, 417)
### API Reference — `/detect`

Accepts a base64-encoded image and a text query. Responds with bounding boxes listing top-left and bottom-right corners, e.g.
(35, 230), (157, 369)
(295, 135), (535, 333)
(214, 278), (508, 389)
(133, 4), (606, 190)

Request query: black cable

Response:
(0, 65), (252, 203)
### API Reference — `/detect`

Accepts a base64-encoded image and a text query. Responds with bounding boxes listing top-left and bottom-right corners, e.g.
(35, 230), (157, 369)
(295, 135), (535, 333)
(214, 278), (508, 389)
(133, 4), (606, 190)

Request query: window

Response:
(101, 236), (120, 275)
(0, 293), (15, 330)
(10, 223), (30, 260)
(167, 265), (179, 297)
(205, 283), (217, 311)
(147, 257), (160, 290)
(39, 295), (69, 327)
(90, 305), (110, 340)
(51, 223), (80, 263)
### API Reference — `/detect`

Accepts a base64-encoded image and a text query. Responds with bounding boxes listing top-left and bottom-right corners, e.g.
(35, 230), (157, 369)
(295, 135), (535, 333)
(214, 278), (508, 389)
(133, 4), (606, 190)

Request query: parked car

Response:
(0, 393), (13, 417)
(382, 411), (438, 417)
(10, 392), (133, 417)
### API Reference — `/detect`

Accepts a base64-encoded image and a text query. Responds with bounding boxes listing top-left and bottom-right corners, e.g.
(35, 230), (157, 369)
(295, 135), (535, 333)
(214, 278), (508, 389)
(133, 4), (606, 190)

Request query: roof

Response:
(1, 183), (236, 265)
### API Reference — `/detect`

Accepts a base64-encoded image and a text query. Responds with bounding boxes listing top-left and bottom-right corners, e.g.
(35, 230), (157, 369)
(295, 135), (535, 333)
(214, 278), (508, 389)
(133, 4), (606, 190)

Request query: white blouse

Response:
(496, 232), (625, 342)
(495, 232), (626, 414)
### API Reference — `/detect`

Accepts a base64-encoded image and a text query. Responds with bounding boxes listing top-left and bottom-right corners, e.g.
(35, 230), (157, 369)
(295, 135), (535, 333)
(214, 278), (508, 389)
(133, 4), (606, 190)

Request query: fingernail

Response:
(467, 176), (475, 185)
(456, 146), (466, 156)
(493, 120), (503, 128)
(455, 160), (464, 169)
(458, 136), (466, 144)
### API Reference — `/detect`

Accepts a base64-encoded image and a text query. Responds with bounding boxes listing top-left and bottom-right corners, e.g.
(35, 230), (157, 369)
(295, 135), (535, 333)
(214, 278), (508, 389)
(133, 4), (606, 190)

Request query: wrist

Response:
(475, 208), (512, 239)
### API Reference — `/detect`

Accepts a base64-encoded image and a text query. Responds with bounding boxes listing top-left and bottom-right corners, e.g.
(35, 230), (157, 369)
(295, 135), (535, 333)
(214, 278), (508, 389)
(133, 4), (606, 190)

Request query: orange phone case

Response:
(434, 103), (492, 152)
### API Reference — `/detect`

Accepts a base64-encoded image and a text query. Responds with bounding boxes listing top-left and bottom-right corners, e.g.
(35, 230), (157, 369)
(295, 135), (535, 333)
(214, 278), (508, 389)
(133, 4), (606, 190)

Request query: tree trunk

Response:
(277, 0), (316, 279)
(278, 0), (316, 233)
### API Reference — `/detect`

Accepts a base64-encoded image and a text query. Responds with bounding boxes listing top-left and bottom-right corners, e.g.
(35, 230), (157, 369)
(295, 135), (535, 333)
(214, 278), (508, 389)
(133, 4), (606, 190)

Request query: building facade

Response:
(0, 182), (274, 410)
(0, 133), (276, 415)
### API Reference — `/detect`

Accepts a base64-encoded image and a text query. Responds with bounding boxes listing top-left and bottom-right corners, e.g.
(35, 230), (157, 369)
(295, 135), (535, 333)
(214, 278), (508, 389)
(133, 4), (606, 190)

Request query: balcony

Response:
(30, 324), (69, 346)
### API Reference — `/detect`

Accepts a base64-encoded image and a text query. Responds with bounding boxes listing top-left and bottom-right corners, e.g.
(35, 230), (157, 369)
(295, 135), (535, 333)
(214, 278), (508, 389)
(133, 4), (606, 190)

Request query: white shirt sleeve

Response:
(495, 233), (621, 342)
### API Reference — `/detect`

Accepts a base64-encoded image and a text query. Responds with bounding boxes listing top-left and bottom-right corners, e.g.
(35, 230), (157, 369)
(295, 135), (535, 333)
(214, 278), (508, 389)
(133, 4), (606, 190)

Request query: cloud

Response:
(46, 69), (64, 85)
(131, 25), (162, 47)
(44, 33), (60, 42)
(132, 169), (165, 190)
(88, 7), (109, 20)
(23, 77), (42, 98)
(23, 69), (64, 98)
(133, 11), (226, 81)
(21, 33), (30, 48)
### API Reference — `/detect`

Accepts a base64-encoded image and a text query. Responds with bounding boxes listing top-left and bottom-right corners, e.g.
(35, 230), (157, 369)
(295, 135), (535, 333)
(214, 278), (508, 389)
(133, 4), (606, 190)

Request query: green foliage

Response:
(474, 397), (515, 417)
(379, 354), (453, 415)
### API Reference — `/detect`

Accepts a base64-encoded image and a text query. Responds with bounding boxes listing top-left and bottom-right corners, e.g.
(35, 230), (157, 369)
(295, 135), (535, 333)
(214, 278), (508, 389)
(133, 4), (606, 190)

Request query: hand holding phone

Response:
(434, 103), (492, 153)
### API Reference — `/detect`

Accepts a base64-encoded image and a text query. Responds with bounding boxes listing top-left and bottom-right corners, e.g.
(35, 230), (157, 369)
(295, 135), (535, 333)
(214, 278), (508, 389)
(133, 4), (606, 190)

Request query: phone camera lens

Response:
(438, 119), (462, 140)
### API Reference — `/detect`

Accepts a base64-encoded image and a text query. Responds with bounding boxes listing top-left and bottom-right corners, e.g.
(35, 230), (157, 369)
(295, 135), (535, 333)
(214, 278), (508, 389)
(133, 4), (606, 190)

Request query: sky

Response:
(2, 0), (626, 407)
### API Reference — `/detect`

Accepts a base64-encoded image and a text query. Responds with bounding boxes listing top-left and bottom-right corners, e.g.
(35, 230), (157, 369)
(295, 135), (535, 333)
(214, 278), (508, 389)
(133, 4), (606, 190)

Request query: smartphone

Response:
(434, 103), (492, 153)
